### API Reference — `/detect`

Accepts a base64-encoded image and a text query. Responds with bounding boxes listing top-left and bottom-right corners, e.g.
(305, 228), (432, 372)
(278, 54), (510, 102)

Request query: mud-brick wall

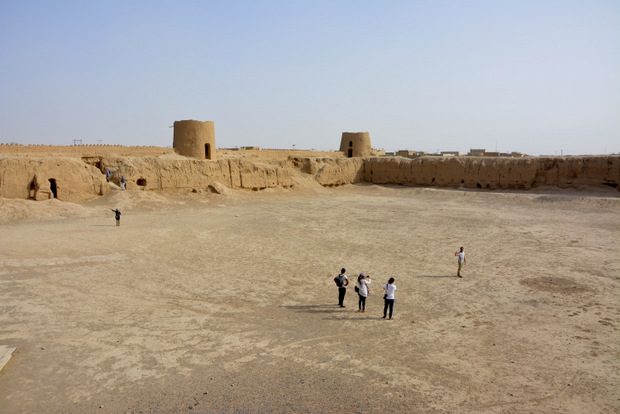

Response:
(0, 157), (109, 202)
(230, 159), (294, 190)
(1, 155), (618, 203)
(364, 156), (620, 190)
(102, 157), (296, 193)
(289, 157), (364, 187)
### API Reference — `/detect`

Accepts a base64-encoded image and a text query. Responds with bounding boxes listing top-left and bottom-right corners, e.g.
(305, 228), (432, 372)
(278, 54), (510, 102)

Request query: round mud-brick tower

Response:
(340, 132), (372, 157)
(173, 120), (216, 160)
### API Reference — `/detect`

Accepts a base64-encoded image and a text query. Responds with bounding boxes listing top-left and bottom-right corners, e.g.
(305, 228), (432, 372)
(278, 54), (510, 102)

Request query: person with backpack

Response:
(111, 208), (121, 226)
(334, 268), (349, 308)
(383, 278), (397, 320)
(356, 273), (371, 312)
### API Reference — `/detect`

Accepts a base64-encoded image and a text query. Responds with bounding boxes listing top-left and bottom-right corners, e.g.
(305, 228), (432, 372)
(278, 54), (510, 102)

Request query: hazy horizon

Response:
(1, 0), (618, 156)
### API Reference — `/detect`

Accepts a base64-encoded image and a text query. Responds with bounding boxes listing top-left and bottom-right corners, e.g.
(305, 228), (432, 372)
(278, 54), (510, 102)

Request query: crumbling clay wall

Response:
(0, 157), (109, 202)
(218, 149), (345, 159)
(231, 159), (294, 190)
(0, 144), (175, 158)
(100, 156), (364, 194)
(100, 157), (296, 193)
(364, 156), (620, 190)
(1, 155), (618, 203)
(289, 157), (365, 187)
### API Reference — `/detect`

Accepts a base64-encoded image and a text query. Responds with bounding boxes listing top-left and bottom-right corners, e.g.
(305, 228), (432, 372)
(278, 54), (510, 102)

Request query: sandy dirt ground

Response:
(0, 184), (619, 413)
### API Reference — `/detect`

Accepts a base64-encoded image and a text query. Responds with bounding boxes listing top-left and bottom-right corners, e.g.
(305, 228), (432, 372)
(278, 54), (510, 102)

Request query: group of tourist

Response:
(334, 268), (397, 320)
(105, 169), (126, 190)
(334, 248), (466, 320)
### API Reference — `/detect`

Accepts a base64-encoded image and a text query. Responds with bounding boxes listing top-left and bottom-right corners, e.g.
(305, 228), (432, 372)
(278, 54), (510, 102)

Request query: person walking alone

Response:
(334, 268), (349, 308)
(455, 247), (466, 277)
(383, 278), (396, 320)
(357, 273), (371, 312)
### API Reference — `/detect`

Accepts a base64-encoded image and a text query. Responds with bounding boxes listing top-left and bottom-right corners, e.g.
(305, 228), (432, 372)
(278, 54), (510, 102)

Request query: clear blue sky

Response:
(1, 0), (618, 155)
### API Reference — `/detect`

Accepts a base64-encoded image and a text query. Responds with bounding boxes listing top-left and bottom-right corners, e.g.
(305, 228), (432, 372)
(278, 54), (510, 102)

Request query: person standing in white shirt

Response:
(383, 278), (396, 320)
(455, 247), (466, 277)
(357, 273), (371, 312)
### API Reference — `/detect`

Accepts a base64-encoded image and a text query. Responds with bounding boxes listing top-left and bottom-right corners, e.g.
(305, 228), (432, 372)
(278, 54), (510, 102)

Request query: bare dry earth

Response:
(0, 184), (619, 414)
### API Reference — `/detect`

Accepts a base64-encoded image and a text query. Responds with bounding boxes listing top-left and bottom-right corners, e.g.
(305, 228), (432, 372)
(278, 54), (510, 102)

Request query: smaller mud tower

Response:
(173, 120), (216, 160)
(340, 132), (372, 157)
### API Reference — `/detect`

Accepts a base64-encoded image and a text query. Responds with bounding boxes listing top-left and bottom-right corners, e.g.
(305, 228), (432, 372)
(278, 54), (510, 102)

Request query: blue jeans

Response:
(383, 299), (394, 318)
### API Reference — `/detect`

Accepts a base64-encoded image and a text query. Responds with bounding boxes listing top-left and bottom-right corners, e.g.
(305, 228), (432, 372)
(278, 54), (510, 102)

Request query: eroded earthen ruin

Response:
(0, 149), (618, 203)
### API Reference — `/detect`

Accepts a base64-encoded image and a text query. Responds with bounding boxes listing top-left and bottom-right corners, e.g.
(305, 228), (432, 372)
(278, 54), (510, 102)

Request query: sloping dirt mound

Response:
(83, 187), (225, 212)
(0, 198), (95, 223)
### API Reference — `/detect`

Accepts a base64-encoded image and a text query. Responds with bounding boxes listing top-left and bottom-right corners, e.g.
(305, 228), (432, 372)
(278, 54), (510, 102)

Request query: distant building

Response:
(468, 149), (527, 157)
(440, 151), (461, 157)
(220, 146), (261, 151)
(395, 150), (428, 158)
(468, 149), (487, 156)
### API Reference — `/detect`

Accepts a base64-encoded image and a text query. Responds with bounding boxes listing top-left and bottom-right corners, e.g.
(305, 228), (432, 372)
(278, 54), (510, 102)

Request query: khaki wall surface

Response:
(1, 154), (618, 202)
(101, 157), (295, 193)
(339, 132), (372, 157)
(0, 144), (175, 158)
(364, 156), (620, 190)
(100, 156), (365, 194)
(0, 145), (343, 160)
(0, 157), (109, 202)
(218, 149), (345, 159)
(172, 120), (216, 160)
